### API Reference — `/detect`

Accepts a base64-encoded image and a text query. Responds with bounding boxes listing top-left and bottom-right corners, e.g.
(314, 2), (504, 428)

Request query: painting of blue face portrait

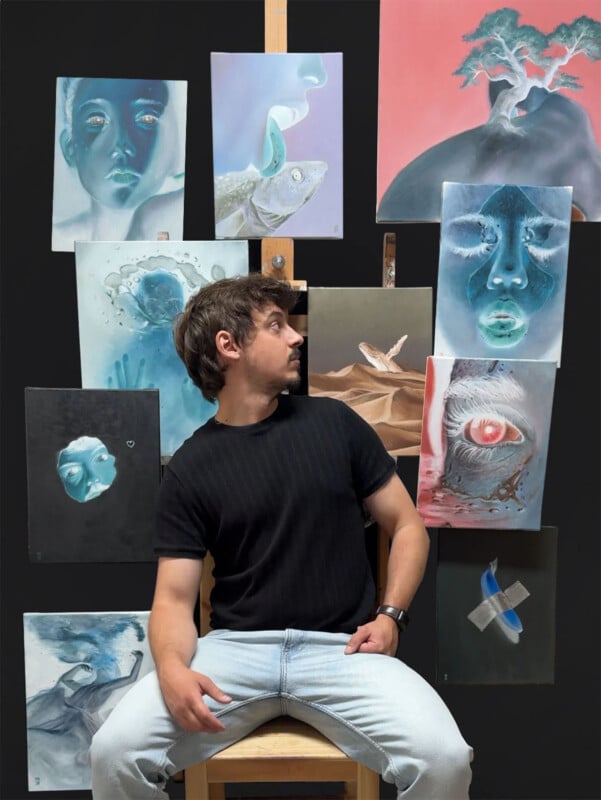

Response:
(52, 77), (188, 251)
(23, 610), (154, 791)
(74, 239), (249, 458)
(24, 387), (161, 562)
(434, 183), (573, 364)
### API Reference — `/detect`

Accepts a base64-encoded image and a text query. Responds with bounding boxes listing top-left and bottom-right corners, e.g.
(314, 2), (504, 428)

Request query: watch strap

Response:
(376, 604), (410, 632)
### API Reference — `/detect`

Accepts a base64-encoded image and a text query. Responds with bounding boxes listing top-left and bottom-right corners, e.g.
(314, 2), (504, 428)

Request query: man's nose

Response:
(486, 235), (529, 290)
(286, 323), (304, 346)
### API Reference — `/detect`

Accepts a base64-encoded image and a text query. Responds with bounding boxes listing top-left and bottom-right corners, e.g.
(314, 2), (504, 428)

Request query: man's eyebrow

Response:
(264, 308), (286, 322)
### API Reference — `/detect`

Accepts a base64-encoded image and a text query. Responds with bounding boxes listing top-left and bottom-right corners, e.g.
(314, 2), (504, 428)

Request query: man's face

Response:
(239, 304), (304, 394)
(68, 78), (170, 209)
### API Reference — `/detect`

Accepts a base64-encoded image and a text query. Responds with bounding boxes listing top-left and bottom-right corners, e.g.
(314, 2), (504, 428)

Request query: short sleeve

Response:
(154, 465), (209, 559)
(338, 401), (397, 499)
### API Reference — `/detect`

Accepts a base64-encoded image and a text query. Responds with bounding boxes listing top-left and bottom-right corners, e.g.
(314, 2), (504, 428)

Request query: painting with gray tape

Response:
(436, 527), (558, 684)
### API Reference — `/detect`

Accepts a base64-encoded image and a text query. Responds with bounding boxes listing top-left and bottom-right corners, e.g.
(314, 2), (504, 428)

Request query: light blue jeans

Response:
(90, 629), (473, 799)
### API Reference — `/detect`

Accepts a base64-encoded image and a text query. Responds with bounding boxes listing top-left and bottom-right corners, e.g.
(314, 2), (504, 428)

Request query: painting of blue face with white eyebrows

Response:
(434, 183), (572, 365)
(56, 436), (116, 503)
(52, 77), (188, 251)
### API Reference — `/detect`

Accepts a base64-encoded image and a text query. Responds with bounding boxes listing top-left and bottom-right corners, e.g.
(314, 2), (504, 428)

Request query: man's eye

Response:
(94, 453), (108, 463)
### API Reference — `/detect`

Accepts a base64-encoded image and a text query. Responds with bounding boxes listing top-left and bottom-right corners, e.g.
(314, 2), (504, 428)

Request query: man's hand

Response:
(344, 615), (398, 657)
(159, 663), (232, 733)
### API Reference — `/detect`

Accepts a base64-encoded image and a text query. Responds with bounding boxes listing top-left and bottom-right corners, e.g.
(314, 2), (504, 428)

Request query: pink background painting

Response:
(377, 0), (601, 207)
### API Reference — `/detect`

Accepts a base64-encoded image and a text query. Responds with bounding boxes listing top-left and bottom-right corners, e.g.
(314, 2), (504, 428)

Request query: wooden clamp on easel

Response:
(261, 0), (307, 337)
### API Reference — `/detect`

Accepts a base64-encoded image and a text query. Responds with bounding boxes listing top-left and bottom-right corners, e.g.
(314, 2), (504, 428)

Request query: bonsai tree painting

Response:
(376, 5), (601, 223)
(454, 10), (601, 132)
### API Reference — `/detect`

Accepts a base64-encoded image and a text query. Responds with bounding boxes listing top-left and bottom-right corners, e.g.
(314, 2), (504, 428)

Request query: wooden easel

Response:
(377, 231), (397, 600)
(260, 0), (308, 335)
(261, 0), (393, 601)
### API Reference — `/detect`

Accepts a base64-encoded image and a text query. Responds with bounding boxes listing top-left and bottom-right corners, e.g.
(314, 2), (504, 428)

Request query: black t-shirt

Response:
(155, 394), (396, 633)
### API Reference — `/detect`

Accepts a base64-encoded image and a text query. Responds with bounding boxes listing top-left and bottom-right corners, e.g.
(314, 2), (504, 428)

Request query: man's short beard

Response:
(285, 373), (302, 391)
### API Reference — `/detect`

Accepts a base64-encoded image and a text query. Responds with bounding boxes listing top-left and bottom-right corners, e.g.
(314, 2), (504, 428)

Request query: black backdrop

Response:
(1, 2), (599, 799)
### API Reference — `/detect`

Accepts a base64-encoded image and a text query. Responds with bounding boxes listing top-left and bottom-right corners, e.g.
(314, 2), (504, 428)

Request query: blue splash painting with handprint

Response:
(75, 240), (249, 456)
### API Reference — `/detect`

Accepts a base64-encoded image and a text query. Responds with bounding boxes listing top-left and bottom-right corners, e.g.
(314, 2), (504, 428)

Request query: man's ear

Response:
(60, 130), (75, 167)
(215, 330), (240, 364)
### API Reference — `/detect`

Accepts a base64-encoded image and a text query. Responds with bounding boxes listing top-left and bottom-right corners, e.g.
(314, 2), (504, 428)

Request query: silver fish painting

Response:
(210, 52), (342, 238)
(215, 161), (327, 238)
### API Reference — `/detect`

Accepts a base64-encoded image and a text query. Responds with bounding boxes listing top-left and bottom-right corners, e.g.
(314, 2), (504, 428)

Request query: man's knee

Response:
(436, 735), (473, 786)
(90, 716), (128, 771)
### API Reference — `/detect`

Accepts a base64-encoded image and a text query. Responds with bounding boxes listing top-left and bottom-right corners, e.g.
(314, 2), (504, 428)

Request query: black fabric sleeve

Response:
(337, 401), (397, 498)
(154, 465), (208, 559)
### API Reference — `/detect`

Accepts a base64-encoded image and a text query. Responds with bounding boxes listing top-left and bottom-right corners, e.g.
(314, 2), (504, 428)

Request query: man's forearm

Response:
(148, 603), (199, 677)
(382, 523), (430, 610)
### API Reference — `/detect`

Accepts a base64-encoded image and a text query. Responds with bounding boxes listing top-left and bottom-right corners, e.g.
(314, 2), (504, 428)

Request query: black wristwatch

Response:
(376, 605), (410, 632)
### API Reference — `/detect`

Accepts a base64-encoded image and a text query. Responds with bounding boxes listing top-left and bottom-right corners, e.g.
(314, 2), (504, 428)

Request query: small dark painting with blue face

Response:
(25, 388), (161, 562)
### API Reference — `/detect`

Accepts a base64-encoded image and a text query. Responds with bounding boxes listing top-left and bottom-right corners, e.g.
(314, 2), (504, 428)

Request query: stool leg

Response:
(185, 763), (210, 800)
(343, 780), (358, 799)
(357, 765), (380, 800)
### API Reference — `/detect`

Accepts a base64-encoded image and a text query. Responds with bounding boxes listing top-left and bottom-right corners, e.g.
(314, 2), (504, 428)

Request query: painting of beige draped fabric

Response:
(307, 287), (432, 456)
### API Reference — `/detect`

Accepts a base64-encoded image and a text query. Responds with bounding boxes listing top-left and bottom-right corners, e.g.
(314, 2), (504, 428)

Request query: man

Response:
(90, 273), (473, 799)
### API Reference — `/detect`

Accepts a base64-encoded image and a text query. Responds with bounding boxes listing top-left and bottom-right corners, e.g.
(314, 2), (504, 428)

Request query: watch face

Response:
(396, 610), (409, 631)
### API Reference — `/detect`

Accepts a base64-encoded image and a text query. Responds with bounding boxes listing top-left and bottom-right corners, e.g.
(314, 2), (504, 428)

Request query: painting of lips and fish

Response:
(210, 52), (343, 239)
(308, 287), (433, 457)
(75, 239), (249, 458)
(434, 182), (572, 366)
(52, 77), (188, 252)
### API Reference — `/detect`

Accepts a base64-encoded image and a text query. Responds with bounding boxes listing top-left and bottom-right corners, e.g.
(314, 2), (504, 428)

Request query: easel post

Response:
(377, 232), (398, 596)
(261, 0), (307, 333)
